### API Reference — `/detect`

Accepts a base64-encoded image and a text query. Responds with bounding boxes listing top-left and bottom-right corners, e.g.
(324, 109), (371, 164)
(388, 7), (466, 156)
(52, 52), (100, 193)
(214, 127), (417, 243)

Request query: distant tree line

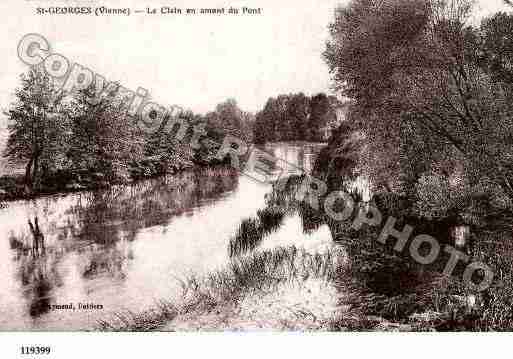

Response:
(253, 93), (343, 144)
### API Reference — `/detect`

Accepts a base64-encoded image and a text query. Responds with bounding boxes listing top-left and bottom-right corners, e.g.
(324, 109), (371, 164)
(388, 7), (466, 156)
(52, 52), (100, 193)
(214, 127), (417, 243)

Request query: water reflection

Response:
(229, 174), (330, 257)
(0, 167), (240, 329)
(0, 144), (333, 330)
(262, 142), (325, 177)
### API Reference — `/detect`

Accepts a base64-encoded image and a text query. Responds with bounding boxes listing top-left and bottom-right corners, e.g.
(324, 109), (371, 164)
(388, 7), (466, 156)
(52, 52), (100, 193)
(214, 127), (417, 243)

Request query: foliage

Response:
(413, 173), (453, 220)
(324, 0), (513, 212)
(204, 98), (254, 143)
(67, 85), (145, 182)
(3, 67), (68, 193)
(318, 2), (513, 330)
(313, 120), (361, 190)
(2, 72), (254, 197)
(253, 92), (343, 143)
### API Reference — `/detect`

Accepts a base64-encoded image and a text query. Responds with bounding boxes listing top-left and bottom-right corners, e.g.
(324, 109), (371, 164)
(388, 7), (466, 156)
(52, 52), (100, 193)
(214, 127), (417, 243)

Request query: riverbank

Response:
(98, 246), (350, 331)
(0, 142), (328, 330)
(0, 158), (225, 202)
(96, 243), (477, 332)
(329, 223), (513, 331)
(95, 169), (507, 332)
(96, 204), (513, 332)
(0, 140), (327, 202)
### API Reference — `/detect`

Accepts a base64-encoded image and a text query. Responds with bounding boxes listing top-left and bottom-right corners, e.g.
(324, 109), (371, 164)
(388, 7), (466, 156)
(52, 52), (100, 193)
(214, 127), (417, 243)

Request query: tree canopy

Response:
(253, 92), (343, 144)
(323, 0), (513, 216)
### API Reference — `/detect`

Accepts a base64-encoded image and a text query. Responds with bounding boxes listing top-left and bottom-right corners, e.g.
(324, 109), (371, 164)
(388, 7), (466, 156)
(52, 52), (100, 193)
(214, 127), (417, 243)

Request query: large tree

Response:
(308, 93), (335, 141)
(253, 93), (339, 143)
(3, 67), (68, 193)
(205, 99), (253, 142)
(286, 93), (310, 141)
(67, 85), (144, 181)
(324, 0), (513, 209)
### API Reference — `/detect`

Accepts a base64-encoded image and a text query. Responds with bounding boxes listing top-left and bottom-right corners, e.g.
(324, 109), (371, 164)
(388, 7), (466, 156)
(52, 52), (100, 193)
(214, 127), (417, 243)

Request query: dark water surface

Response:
(0, 143), (334, 330)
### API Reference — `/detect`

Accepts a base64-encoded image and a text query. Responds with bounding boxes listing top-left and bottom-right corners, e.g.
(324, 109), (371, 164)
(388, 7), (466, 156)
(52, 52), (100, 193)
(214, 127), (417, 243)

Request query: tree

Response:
(285, 93), (310, 141)
(324, 0), (513, 210)
(314, 119), (360, 190)
(253, 93), (339, 143)
(308, 93), (332, 141)
(253, 111), (267, 144)
(254, 97), (283, 143)
(205, 99), (253, 142)
(67, 84), (144, 181)
(479, 12), (513, 86)
(3, 67), (68, 193)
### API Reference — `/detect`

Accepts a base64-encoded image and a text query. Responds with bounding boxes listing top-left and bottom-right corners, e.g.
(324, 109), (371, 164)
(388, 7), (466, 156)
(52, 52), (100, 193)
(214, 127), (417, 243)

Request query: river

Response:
(0, 142), (334, 330)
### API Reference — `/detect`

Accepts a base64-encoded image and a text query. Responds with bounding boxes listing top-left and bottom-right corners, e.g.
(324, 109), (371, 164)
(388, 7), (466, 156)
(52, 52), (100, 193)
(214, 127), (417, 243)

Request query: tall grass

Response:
(327, 218), (513, 331)
(99, 246), (343, 331)
(228, 207), (285, 257)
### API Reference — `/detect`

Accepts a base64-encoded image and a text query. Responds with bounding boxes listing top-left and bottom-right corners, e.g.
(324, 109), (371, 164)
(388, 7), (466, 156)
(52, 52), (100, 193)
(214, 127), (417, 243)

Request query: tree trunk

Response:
(32, 154), (40, 191)
(23, 153), (41, 195)
(24, 157), (34, 195)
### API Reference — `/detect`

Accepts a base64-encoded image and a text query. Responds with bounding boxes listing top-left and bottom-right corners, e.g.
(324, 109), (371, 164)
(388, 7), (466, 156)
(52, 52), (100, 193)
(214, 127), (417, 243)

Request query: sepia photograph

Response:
(0, 1), (512, 352)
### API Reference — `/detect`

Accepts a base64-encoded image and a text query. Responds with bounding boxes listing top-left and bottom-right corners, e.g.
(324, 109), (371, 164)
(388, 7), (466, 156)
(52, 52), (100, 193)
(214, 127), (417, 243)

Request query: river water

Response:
(0, 143), (334, 330)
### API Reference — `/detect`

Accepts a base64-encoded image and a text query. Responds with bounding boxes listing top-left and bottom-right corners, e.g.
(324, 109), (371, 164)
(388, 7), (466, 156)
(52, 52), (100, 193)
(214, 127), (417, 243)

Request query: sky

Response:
(0, 0), (510, 117)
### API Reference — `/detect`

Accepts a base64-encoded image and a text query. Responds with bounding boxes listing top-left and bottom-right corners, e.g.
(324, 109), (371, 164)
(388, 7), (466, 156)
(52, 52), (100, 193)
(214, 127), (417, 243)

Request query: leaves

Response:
(253, 93), (343, 143)
(324, 0), (513, 210)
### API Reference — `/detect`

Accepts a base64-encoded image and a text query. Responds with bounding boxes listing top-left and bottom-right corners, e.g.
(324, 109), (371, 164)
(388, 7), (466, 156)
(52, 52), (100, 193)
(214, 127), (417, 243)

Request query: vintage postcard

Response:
(0, 0), (512, 354)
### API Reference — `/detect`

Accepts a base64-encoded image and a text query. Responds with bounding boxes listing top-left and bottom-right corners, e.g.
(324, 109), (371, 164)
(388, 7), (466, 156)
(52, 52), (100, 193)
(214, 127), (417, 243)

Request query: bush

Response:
(413, 174), (452, 220)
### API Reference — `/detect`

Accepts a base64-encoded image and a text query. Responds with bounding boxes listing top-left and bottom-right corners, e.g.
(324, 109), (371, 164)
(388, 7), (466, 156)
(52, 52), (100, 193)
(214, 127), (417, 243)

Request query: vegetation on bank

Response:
(3, 0), (513, 333)
(315, 0), (513, 330)
(253, 92), (347, 144)
(323, 0), (513, 214)
(228, 207), (286, 257)
(98, 246), (344, 331)
(0, 68), (254, 200)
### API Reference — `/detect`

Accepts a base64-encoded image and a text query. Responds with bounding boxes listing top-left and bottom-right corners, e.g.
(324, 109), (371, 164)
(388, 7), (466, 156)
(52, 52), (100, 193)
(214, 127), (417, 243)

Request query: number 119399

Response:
(21, 346), (51, 355)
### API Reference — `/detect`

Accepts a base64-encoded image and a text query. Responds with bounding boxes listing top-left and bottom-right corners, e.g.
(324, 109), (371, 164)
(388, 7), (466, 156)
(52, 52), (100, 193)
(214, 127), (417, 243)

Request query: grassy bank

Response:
(98, 246), (347, 331)
(95, 227), (513, 331)
(97, 240), (480, 332)
(328, 222), (513, 331)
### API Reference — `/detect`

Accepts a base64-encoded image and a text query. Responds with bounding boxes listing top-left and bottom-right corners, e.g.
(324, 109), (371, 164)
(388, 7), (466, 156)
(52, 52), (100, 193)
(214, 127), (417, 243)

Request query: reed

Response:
(99, 246), (343, 331)
(228, 207), (285, 257)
